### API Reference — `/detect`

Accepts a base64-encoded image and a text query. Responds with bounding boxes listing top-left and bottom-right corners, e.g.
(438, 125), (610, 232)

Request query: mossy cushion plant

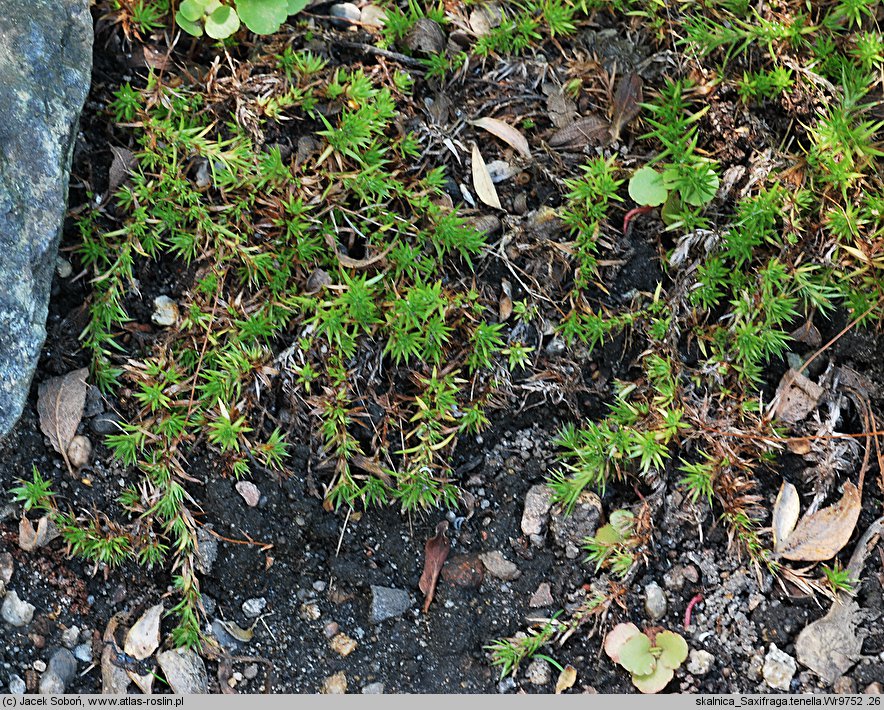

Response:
(604, 623), (688, 693)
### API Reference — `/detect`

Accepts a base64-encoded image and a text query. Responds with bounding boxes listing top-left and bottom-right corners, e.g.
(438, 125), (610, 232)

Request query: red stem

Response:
(684, 593), (703, 630)
(622, 205), (655, 234)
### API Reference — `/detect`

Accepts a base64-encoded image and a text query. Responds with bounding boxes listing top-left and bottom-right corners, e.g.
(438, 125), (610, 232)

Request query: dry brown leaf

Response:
(555, 665), (577, 694)
(776, 482), (861, 561)
(37, 367), (88, 474)
(609, 73), (643, 142)
(549, 114), (611, 149)
(124, 603), (163, 661)
(471, 117), (532, 159)
(19, 516), (59, 552)
(771, 368), (824, 424)
(499, 279), (513, 321)
(107, 147), (136, 197)
(471, 144), (501, 209)
(772, 480), (801, 549)
(419, 521), (450, 613)
(469, 4), (502, 35)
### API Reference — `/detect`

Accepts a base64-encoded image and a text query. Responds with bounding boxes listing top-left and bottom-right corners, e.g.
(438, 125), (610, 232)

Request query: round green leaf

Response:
(604, 622), (643, 664)
(287, 0), (308, 12)
(632, 663), (674, 694)
(618, 632), (655, 676)
(655, 631), (689, 669)
(609, 509), (635, 537)
(680, 164), (719, 206)
(179, 0), (207, 22)
(206, 4), (241, 38)
(594, 523), (623, 545)
(235, 0), (289, 34)
(175, 10), (204, 36)
(628, 166), (667, 207)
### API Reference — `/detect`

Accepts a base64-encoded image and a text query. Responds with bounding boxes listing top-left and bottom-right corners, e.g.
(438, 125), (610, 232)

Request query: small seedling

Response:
(176, 0), (307, 38)
(604, 623), (688, 693)
(584, 509), (638, 578)
(628, 163), (719, 211)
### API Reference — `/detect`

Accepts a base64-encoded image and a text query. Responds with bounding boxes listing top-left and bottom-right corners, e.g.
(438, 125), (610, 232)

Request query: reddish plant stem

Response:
(622, 205), (655, 234)
(684, 593), (704, 629)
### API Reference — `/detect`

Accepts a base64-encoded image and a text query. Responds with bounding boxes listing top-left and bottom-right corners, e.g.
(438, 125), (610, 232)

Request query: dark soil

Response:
(1, 4), (884, 697)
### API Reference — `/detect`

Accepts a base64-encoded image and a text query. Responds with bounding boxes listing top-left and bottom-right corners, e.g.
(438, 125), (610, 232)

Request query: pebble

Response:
(321, 671), (347, 694)
(865, 683), (882, 694)
(369, 586), (412, 623)
(478, 551), (521, 581)
(521, 484), (553, 538)
(0, 551), (13, 583)
(525, 658), (551, 686)
(330, 633), (357, 657)
(529, 582), (554, 608)
(74, 643), (92, 663)
(299, 602), (321, 621)
(67, 435), (92, 470)
(323, 621), (339, 638)
(90, 412), (121, 435)
(33, 660), (47, 673)
(2, 591), (35, 627)
(762, 644), (796, 691)
(313, 581), (327, 592)
(359, 5), (386, 28)
(61, 626), (80, 649)
(46, 648), (76, 685)
(195, 527), (218, 574)
(242, 598), (267, 618)
(56, 258), (72, 279)
(151, 295), (179, 327)
(329, 3), (360, 25)
(643, 582), (667, 620)
(687, 650), (714, 676)
(243, 664), (259, 680)
(362, 682), (384, 694)
(235, 481), (261, 507)
(497, 677), (516, 694)
(8, 674), (26, 695)
(663, 564), (700, 591)
(834, 676), (857, 694)
(156, 648), (209, 694)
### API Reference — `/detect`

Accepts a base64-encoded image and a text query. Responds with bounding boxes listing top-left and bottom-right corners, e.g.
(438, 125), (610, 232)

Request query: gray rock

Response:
(763, 644), (796, 691)
(46, 648), (76, 685)
(644, 582), (667, 620)
(479, 551), (521, 581)
(521, 484), (553, 538)
(90, 412), (121, 435)
(329, 3), (360, 25)
(2, 590), (35, 626)
(529, 582), (554, 608)
(369, 586), (412, 623)
(156, 648), (208, 694)
(195, 526), (218, 574)
(0, 0), (93, 439)
(242, 597), (267, 618)
(73, 643), (92, 663)
(525, 658), (551, 686)
(362, 682), (385, 694)
(61, 626), (80, 649)
(497, 676), (516, 693)
(8, 674), (26, 695)
(687, 649), (714, 676)
(39, 673), (65, 695)
(0, 552), (12, 584)
(549, 491), (601, 559)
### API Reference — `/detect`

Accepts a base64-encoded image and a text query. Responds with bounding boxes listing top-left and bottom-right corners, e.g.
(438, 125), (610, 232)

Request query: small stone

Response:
(834, 676), (857, 694)
(61, 626), (80, 649)
(479, 551), (521, 581)
(67, 435), (92, 470)
(369, 586), (412, 623)
(644, 582), (667, 620)
(235, 481), (261, 507)
(321, 671), (347, 694)
(8, 674), (26, 695)
(763, 644), (797, 691)
(156, 648), (209, 694)
(687, 650), (714, 676)
(2, 591), (36, 627)
(151, 295), (179, 327)
(529, 582), (554, 608)
(359, 5), (386, 28)
(74, 643), (92, 663)
(362, 682), (384, 694)
(90, 412), (121, 435)
(33, 660), (47, 673)
(46, 648), (76, 684)
(0, 552), (13, 583)
(243, 664), (259, 680)
(440, 554), (484, 588)
(323, 621), (339, 638)
(330, 633), (357, 657)
(549, 491), (602, 559)
(39, 673), (65, 695)
(242, 598), (267, 618)
(55, 258), (72, 279)
(521, 484), (553, 538)
(663, 564), (699, 591)
(313, 581), (327, 592)
(329, 3), (360, 25)
(195, 527), (218, 575)
(525, 658), (551, 686)
(865, 683), (883, 694)
(404, 18), (446, 54)
(497, 677), (516, 694)
(299, 602), (321, 621)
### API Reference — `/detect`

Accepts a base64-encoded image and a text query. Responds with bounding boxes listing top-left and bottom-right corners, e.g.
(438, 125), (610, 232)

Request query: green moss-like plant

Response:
(604, 623), (688, 693)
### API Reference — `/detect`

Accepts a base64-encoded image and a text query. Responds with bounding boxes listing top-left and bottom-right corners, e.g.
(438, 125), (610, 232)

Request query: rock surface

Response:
(369, 586), (411, 623)
(0, 0), (93, 439)
(1, 590), (35, 627)
(156, 648), (209, 694)
(762, 644), (796, 691)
